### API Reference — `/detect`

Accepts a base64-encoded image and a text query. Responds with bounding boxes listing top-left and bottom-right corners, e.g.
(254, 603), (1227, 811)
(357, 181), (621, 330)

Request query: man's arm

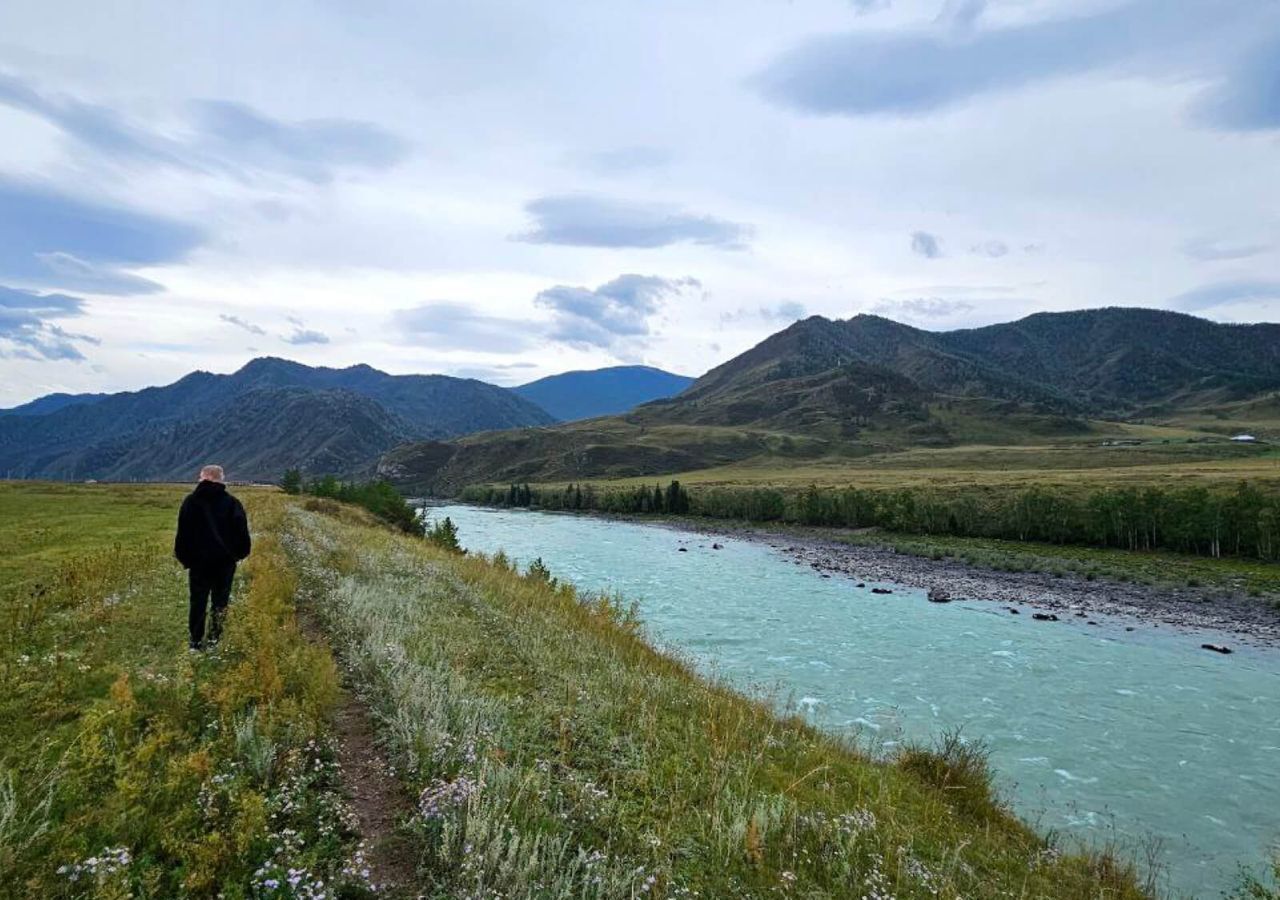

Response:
(232, 498), (252, 561)
(174, 497), (193, 568)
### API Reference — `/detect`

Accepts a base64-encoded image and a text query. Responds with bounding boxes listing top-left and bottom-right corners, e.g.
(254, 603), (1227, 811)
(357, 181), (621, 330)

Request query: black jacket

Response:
(174, 481), (252, 570)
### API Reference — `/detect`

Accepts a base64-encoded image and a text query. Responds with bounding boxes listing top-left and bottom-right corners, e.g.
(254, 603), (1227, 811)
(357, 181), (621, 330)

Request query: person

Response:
(174, 465), (251, 649)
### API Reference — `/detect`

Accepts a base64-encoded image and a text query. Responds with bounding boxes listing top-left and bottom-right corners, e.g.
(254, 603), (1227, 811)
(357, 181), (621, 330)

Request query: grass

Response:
(0, 482), (373, 898)
(285, 500), (1152, 898)
(595, 442), (1280, 493)
(2, 482), (1179, 897)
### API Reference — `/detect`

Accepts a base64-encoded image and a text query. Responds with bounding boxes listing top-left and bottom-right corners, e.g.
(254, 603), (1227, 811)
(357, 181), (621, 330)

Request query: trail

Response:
(296, 607), (418, 896)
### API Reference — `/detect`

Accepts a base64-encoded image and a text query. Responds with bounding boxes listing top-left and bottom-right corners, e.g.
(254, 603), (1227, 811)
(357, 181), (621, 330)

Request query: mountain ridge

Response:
(378, 307), (1280, 492)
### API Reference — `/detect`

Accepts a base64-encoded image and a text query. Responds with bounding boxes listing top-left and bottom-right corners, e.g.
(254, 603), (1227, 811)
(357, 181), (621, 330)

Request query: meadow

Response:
(0, 480), (1248, 898)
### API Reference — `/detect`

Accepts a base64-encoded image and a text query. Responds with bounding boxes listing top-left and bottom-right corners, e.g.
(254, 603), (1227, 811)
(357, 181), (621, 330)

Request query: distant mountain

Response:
(0, 392), (109, 416)
(513, 366), (694, 421)
(379, 308), (1280, 492)
(0, 358), (554, 481)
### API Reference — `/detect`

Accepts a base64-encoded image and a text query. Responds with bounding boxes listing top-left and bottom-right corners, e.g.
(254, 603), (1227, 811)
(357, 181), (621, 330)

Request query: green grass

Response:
(286, 501), (1152, 898)
(0, 482), (370, 898)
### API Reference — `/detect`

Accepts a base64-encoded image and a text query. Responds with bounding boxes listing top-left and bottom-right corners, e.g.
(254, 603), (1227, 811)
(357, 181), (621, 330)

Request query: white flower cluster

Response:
(56, 846), (131, 883)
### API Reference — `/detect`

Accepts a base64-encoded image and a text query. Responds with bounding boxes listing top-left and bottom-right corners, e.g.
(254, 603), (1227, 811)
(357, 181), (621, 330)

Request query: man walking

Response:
(174, 465), (252, 649)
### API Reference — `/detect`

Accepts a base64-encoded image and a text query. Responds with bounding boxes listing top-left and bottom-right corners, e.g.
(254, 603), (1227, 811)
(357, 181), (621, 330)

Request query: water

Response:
(433, 504), (1280, 896)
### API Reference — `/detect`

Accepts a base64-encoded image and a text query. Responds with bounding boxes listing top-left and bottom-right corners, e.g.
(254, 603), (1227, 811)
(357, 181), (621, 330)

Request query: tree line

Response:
(461, 479), (1280, 561)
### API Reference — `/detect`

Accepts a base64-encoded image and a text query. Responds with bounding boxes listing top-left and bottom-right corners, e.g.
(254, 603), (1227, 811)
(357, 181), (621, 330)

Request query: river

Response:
(432, 504), (1280, 896)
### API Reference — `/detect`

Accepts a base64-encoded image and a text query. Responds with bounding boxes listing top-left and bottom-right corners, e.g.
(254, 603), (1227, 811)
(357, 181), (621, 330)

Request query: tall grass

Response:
(286, 503), (1150, 899)
(0, 486), (375, 898)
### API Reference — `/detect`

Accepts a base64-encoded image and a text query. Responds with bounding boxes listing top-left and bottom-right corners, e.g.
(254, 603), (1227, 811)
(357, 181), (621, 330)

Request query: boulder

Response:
(1201, 643), (1233, 655)
(871, 587), (893, 595)
(1032, 613), (1059, 622)
(927, 587), (952, 603)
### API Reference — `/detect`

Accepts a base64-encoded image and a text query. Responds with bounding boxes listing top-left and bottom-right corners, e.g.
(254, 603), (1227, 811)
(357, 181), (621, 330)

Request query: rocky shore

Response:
(680, 523), (1280, 650)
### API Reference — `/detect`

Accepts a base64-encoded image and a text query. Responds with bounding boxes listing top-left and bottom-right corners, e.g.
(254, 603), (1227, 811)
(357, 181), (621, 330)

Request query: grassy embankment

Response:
(0, 482), (372, 898)
(3, 481), (1158, 897)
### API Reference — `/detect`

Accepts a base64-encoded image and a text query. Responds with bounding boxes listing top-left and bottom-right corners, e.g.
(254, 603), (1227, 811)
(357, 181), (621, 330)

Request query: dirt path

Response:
(296, 608), (419, 895)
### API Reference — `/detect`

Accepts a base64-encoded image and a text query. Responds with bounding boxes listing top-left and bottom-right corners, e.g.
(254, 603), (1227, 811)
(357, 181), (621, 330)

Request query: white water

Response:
(434, 504), (1280, 896)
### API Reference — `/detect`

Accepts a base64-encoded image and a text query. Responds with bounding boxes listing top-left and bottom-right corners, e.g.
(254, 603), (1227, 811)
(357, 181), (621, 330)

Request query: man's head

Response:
(199, 464), (225, 484)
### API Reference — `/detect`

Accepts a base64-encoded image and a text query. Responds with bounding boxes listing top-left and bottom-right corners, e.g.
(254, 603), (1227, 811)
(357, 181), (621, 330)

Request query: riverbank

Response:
(675, 519), (1280, 649)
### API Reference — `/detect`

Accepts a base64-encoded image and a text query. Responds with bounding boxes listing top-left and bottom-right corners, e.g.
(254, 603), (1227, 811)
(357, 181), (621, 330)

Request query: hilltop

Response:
(380, 308), (1280, 492)
(514, 364), (694, 420)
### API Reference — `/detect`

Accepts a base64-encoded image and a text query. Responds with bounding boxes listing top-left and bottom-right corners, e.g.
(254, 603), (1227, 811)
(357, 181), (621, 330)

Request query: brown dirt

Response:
(297, 609), (419, 895)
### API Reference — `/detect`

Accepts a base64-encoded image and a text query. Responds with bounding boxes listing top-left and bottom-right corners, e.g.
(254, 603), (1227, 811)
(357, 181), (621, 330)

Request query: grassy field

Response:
(0, 482), (368, 898)
(595, 441), (1280, 493)
(0, 480), (1205, 898)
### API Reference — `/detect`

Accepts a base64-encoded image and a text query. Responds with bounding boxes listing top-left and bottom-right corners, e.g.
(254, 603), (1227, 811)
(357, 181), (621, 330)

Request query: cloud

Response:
(516, 195), (752, 249)
(390, 302), (539, 352)
(0, 284), (94, 361)
(0, 177), (201, 293)
(1193, 38), (1280, 131)
(1181, 237), (1271, 262)
(1167, 279), (1280, 313)
(0, 72), (410, 183)
(189, 100), (410, 183)
(970, 240), (1009, 258)
(535, 274), (698, 350)
(722, 301), (808, 325)
(220, 313), (266, 335)
(936, 0), (986, 32)
(911, 231), (942, 258)
(283, 327), (330, 345)
(871, 297), (976, 321)
(753, 1), (1276, 126)
(581, 146), (672, 175)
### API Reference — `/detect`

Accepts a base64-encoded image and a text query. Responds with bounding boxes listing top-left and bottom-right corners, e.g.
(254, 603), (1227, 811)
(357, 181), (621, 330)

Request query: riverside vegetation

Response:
(462, 478), (1280, 562)
(1, 480), (1170, 898)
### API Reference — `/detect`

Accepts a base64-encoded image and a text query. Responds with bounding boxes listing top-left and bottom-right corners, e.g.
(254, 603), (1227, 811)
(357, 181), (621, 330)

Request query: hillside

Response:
(0, 357), (553, 480)
(513, 365), (694, 420)
(380, 308), (1280, 492)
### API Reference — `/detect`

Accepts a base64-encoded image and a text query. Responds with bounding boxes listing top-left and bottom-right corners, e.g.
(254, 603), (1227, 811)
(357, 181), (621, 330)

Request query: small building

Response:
(1231, 434), (1257, 443)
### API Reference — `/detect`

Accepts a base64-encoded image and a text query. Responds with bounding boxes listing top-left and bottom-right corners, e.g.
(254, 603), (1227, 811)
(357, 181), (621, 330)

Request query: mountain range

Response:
(514, 366), (694, 421)
(379, 308), (1280, 492)
(0, 358), (695, 481)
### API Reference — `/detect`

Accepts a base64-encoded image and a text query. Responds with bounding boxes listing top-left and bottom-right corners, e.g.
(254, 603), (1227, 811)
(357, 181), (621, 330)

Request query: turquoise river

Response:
(434, 504), (1280, 897)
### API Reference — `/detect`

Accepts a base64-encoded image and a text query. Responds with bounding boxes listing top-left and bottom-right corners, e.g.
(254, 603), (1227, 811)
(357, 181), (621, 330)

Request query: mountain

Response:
(513, 366), (694, 421)
(0, 358), (554, 480)
(378, 308), (1280, 493)
(0, 392), (110, 416)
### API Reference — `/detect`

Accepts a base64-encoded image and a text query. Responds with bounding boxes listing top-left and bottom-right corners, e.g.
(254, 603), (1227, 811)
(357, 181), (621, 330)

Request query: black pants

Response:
(189, 562), (236, 648)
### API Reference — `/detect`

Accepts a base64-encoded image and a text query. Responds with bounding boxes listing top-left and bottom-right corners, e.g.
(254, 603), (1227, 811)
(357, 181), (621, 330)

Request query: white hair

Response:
(199, 464), (225, 483)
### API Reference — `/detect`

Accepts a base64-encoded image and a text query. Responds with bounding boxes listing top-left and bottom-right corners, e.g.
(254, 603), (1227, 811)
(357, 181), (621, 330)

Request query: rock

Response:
(1075, 611), (1087, 618)
(927, 587), (952, 604)
(1087, 620), (1098, 626)
(871, 587), (893, 595)
(712, 543), (723, 550)
(856, 582), (865, 588)
(1007, 607), (1020, 615)
(1125, 626), (1135, 632)
(677, 547), (688, 552)
(1032, 613), (1059, 622)
(1201, 643), (1233, 655)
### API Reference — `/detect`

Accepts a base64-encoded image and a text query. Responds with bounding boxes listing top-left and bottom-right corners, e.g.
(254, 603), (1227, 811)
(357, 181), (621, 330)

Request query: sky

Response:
(1, 0), (1278, 406)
